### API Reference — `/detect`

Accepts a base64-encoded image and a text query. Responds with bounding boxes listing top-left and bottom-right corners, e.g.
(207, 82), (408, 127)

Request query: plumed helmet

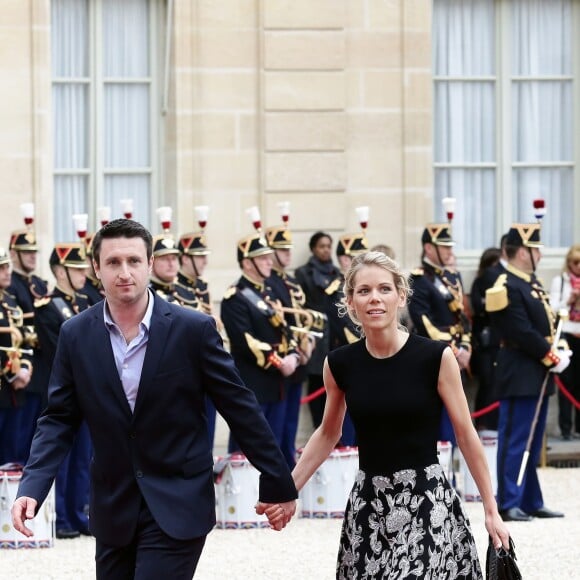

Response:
(49, 243), (88, 268)
(178, 232), (211, 256)
(421, 224), (455, 247)
(505, 223), (543, 248)
(237, 233), (273, 263)
(0, 247), (10, 266)
(152, 235), (181, 258)
(336, 233), (369, 257)
(9, 230), (38, 252)
(265, 226), (293, 250)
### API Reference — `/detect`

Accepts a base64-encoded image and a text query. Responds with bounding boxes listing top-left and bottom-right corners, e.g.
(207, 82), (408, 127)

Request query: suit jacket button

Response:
(130, 432), (136, 439)
(136, 470), (143, 478)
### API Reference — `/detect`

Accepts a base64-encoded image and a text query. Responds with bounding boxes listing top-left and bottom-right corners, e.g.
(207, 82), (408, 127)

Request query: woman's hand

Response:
(485, 510), (511, 550)
(255, 500), (296, 531)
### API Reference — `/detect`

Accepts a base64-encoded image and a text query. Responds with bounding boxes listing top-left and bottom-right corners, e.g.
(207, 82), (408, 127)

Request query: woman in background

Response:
(470, 247), (502, 432)
(549, 244), (580, 440)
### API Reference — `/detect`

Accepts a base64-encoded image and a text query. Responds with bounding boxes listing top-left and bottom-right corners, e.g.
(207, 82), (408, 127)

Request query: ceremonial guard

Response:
(221, 207), (300, 451)
(469, 236), (508, 432)
(177, 206), (213, 315)
(408, 199), (471, 444)
(331, 208), (370, 445)
(0, 247), (33, 465)
(295, 209), (367, 439)
(78, 210), (109, 306)
(486, 211), (568, 522)
(34, 241), (91, 538)
(265, 202), (321, 467)
(7, 204), (50, 464)
(149, 207), (198, 309)
(177, 206), (222, 446)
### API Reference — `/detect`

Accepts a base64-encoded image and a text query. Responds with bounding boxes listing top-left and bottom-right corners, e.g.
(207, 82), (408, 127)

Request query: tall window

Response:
(51, 0), (161, 241)
(433, 0), (577, 251)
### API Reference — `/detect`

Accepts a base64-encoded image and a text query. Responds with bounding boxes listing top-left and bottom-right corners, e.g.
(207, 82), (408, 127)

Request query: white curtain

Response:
(52, 0), (90, 242)
(103, 0), (151, 226)
(511, 0), (573, 247)
(433, 0), (574, 250)
(433, 0), (496, 250)
(52, 0), (151, 241)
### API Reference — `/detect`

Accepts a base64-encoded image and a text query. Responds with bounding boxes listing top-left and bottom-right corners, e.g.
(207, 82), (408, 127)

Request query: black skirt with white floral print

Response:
(337, 463), (483, 580)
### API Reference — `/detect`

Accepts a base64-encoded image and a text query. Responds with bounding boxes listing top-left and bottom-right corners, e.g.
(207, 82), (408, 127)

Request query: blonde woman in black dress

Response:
(289, 252), (509, 578)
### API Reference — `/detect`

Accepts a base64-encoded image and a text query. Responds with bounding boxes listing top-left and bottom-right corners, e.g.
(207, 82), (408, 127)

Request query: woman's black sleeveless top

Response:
(328, 333), (447, 474)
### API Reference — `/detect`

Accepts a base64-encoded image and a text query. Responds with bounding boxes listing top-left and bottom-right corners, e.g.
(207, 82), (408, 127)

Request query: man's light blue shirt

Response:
(103, 289), (154, 412)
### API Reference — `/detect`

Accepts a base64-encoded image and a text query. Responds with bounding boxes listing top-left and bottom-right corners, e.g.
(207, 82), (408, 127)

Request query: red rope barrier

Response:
(470, 401), (500, 419)
(555, 375), (580, 410)
(300, 385), (503, 421)
(300, 386), (325, 405)
(299, 378), (580, 416)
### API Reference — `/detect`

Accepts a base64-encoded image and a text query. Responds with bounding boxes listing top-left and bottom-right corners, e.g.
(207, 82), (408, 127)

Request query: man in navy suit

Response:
(12, 219), (296, 579)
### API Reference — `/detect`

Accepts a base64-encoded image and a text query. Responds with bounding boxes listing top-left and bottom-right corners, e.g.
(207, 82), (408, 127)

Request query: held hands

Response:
(550, 349), (572, 374)
(11, 496), (38, 538)
(255, 499), (296, 531)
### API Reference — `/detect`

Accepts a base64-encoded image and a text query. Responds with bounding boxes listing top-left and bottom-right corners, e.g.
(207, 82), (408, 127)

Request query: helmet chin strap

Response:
(15, 251), (28, 274)
(528, 247), (537, 273)
(65, 268), (76, 296)
(250, 257), (268, 281)
(434, 245), (445, 269)
(274, 250), (284, 270)
(188, 255), (199, 279)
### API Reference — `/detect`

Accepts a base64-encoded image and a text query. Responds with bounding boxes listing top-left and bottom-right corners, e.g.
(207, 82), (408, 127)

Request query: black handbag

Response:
(485, 536), (522, 580)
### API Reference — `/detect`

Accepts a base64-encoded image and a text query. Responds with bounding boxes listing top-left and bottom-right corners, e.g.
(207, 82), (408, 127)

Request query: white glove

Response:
(550, 349), (572, 374)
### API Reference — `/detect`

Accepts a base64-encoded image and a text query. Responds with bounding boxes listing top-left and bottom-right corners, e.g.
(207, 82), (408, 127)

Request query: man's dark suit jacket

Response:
(18, 294), (297, 546)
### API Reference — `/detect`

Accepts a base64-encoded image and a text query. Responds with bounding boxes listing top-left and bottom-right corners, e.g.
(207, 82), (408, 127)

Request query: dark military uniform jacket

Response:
(176, 271), (209, 314)
(486, 263), (556, 398)
(0, 290), (33, 409)
(470, 262), (506, 353)
(221, 275), (298, 403)
(408, 260), (471, 352)
(150, 277), (200, 311)
(7, 270), (50, 396)
(267, 268), (316, 383)
(82, 275), (105, 306)
(34, 287), (90, 373)
(294, 257), (358, 375)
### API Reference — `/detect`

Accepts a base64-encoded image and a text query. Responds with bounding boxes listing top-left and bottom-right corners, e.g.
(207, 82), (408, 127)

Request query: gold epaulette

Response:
(223, 286), (237, 300)
(410, 267), (424, 276)
(485, 274), (508, 312)
(33, 297), (51, 308)
(325, 278), (342, 296)
(155, 289), (170, 301)
(344, 327), (359, 344)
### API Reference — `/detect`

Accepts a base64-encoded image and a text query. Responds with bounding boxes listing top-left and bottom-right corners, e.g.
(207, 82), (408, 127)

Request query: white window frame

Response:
(433, 0), (580, 263)
(52, 0), (163, 237)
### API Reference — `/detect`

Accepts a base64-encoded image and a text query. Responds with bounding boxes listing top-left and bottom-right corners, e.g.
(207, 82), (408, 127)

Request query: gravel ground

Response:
(3, 467), (578, 579)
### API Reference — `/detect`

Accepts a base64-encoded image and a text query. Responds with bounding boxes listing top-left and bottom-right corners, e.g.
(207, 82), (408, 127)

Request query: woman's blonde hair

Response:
(564, 244), (580, 273)
(338, 251), (412, 334)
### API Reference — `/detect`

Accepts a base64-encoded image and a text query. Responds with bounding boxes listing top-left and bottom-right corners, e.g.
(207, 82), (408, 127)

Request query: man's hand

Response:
(279, 354), (299, 378)
(11, 496), (38, 537)
(12, 368), (31, 390)
(255, 500), (296, 531)
(550, 350), (572, 374)
(455, 347), (471, 370)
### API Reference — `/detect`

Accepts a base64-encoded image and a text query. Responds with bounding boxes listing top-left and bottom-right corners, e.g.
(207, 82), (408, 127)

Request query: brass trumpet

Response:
(0, 346), (34, 355)
(280, 306), (326, 339)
